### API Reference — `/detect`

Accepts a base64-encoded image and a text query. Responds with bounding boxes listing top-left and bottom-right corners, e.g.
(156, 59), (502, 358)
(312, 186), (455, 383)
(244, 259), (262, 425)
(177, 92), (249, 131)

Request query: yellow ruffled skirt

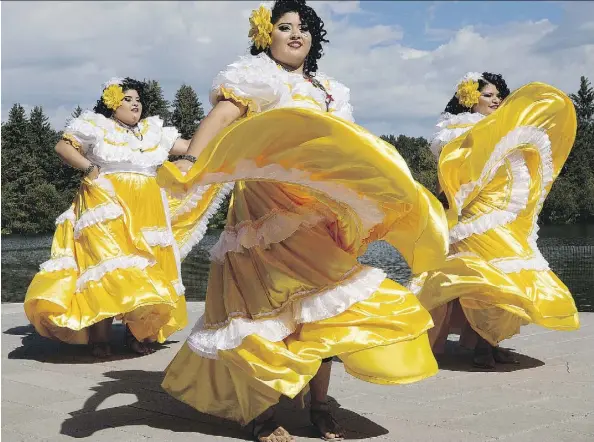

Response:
(23, 172), (228, 344)
(411, 82), (580, 348)
(159, 108), (450, 424)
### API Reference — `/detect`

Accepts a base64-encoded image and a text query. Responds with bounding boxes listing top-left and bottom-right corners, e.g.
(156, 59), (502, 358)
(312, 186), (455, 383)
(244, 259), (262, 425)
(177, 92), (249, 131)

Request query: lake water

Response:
(2, 225), (593, 312)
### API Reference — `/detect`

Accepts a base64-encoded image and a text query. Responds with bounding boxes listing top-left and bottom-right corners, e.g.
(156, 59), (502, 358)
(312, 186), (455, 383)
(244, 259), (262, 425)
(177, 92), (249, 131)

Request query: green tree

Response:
(380, 134), (438, 193)
(542, 76), (594, 223)
(1, 104), (30, 233)
(171, 84), (204, 139)
(569, 76), (594, 123)
(143, 79), (171, 123)
(65, 105), (83, 126)
(1, 104), (29, 186)
(28, 106), (61, 181)
(1, 105), (65, 233)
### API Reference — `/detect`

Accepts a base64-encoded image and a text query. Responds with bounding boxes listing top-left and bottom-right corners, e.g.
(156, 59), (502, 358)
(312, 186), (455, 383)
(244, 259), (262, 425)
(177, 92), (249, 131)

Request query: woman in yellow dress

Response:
(159, 1), (449, 441)
(410, 72), (580, 369)
(24, 77), (227, 357)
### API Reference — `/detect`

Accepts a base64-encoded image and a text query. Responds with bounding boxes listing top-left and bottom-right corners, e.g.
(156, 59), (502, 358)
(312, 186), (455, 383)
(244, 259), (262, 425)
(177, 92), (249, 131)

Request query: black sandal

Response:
(473, 345), (496, 369)
(310, 402), (345, 441)
(492, 346), (520, 364)
(124, 325), (155, 356)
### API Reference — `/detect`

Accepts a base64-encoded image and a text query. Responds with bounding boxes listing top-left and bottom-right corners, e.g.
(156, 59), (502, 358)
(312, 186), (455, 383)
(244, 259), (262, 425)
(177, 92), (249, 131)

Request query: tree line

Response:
(2, 77), (593, 235)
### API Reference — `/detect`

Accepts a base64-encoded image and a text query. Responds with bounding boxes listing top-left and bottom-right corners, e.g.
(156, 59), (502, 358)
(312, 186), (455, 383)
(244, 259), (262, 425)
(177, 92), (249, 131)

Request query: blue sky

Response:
(2, 1), (592, 137)
(346, 1), (565, 49)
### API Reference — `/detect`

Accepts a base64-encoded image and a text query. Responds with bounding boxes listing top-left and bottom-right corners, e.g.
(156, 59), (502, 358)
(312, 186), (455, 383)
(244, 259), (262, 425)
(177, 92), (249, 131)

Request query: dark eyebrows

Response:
(277, 21), (304, 26)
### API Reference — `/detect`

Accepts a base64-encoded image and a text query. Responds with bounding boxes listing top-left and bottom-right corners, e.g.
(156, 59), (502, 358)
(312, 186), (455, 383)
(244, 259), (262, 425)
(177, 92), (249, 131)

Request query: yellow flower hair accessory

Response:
(455, 72), (483, 109)
(249, 3), (274, 50)
(102, 83), (125, 111)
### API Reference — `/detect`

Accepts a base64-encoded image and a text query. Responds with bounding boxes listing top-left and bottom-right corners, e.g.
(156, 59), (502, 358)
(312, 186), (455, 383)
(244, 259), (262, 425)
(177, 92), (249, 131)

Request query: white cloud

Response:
(1, 0), (593, 138)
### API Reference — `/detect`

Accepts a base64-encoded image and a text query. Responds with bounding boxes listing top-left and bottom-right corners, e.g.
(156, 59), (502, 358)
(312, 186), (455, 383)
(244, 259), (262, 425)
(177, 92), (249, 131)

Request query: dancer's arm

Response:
(55, 140), (99, 179)
(169, 138), (190, 155)
(174, 99), (247, 173)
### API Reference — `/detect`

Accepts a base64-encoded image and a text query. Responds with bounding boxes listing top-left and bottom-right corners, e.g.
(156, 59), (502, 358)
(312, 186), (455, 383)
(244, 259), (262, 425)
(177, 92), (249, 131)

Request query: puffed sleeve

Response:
(429, 112), (484, 159)
(145, 116), (181, 152)
(328, 79), (355, 123)
(61, 111), (101, 153)
(209, 54), (283, 116)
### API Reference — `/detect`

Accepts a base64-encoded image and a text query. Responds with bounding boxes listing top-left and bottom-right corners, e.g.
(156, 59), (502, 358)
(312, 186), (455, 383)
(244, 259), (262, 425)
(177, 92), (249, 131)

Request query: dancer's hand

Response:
(87, 167), (100, 180)
(174, 159), (193, 174)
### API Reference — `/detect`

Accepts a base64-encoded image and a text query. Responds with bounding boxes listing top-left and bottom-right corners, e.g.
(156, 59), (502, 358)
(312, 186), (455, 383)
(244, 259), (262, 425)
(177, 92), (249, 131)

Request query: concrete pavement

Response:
(2, 302), (593, 442)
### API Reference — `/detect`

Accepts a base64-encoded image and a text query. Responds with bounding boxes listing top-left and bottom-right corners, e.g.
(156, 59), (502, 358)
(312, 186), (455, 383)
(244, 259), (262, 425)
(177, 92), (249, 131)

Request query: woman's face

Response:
(113, 89), (142, 125)
(472, 83), (502, 116)
(269, 12), (312, 72)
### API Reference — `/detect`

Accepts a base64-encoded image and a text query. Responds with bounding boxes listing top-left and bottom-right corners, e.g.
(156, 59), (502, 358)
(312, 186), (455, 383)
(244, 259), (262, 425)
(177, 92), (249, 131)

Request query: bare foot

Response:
(252, 414), (294, 442)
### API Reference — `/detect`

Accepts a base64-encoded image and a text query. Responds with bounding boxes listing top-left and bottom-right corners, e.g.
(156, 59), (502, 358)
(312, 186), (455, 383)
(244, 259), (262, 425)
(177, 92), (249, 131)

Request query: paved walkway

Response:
(2, 302), (593, 442)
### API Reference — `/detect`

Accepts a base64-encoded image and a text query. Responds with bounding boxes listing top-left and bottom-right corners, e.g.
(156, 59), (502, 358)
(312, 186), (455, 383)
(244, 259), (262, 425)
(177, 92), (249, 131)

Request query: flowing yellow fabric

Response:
(160, 108), (449, 425)
(412, 82), (580, 347)
(23, 171), (223, 344)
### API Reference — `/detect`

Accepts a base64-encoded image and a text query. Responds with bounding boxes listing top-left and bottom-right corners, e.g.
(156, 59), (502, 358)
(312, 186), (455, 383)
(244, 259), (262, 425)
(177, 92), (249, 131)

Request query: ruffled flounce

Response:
(65, 111), (177, 169)
(158, 107), (449, 273)
(210, 53), (354, 121)
(187, 267), (387, 359)
(209, 202), (333, 263)
(175, 183), (234, 261)
(24, 175), (187, 344)
(429, 112), (485, 159)
(163, 276), (438, 425)
(413, 82), (580, 344)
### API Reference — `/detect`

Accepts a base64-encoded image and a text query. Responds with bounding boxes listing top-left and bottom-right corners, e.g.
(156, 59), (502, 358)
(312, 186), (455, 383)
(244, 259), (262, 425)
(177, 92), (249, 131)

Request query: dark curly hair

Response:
(444, 72), (511, 115)
(250, 0), (329, 76)
(93, 77), (149, 119)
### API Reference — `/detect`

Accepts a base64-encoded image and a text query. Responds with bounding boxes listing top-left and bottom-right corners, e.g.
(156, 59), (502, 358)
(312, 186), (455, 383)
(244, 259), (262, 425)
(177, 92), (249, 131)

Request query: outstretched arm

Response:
(174, 99), (247, 173)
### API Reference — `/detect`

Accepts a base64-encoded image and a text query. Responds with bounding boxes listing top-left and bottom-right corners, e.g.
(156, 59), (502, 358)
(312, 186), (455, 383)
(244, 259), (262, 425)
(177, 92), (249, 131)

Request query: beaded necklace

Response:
(111, 117), (144, 142)
(276, 61), (334, 112)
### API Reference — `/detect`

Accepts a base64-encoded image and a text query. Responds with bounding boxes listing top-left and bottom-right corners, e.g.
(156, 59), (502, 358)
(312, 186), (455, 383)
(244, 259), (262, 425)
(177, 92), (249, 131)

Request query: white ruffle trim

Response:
(452, 126), (554, 273)
(178, 183), (234, 261)
(454, 126), (550, 214)
(173, 280), (186, 297)
(93, 176), (117, 197)
(209, 204), (330, 263)
(67, 111), (172, 169)
(186, 266), (387, 359)
(210, 53), (354, 121)
(429, 112), (485, 159)
(195, 159), (383, 232)
(55, 208), (76, 226)
(75, 255), (154, 293)
(171, 184), (213, 222)
(450, 151), (531, 243)
(160, 189), (184, 287)
(74, 203), (124, 239)
(210, 53), (284, 112)
(39, 256), (78, 273)
(161, 126), (181, 152)
(142, 228), (174, 248)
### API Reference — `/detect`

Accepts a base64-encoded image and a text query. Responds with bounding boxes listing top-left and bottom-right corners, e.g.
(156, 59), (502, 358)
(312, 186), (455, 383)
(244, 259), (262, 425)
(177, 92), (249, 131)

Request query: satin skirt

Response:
(158, 107), (450, 424)
(23, 172), (228, 344)
(411, 82), (580, 348)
